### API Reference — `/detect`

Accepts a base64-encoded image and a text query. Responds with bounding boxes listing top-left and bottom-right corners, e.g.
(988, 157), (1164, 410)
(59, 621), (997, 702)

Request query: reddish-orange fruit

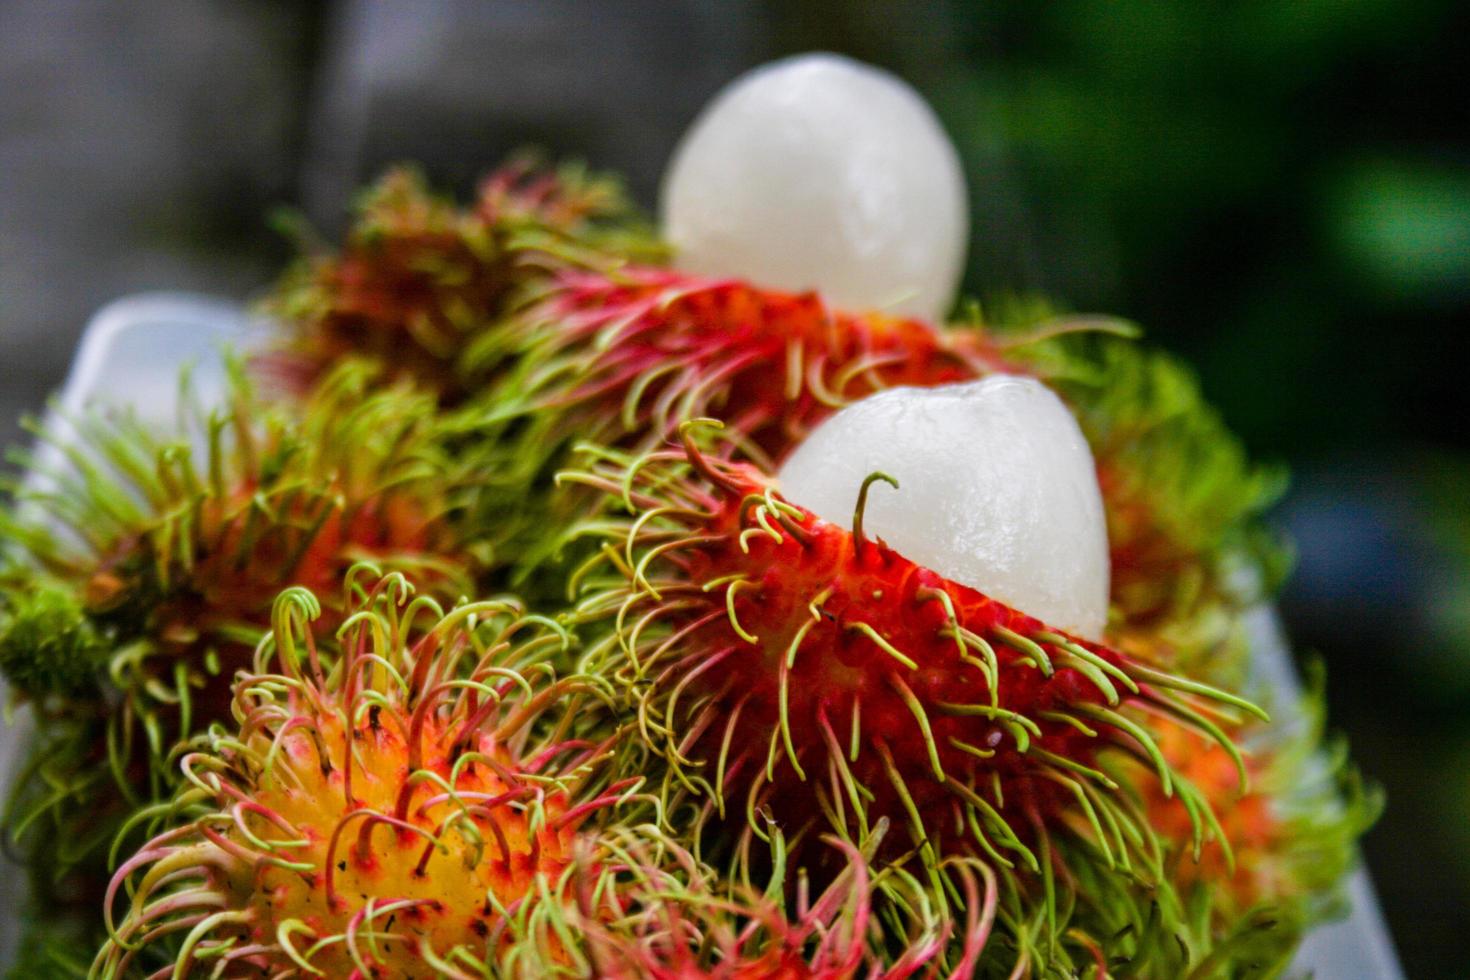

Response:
(264, 162), (662, 403)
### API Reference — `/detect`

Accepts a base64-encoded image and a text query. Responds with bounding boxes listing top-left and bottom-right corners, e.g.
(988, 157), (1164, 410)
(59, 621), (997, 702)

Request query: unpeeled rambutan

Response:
(96, 573), (629, 979)
(264, 160), (664, 404)
(0, 362), (471, 899)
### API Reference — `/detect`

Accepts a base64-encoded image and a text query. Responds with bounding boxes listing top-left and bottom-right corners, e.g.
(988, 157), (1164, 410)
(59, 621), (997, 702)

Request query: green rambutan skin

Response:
(5, 912), (97, 980)
(0, 360), (478, 923)
(0, 580), (109, 699)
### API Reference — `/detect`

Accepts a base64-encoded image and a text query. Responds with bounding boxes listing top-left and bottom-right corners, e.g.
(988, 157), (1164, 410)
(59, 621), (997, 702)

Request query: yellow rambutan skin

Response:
(220, 711), (575, 977)
(96, 582), (610, 979)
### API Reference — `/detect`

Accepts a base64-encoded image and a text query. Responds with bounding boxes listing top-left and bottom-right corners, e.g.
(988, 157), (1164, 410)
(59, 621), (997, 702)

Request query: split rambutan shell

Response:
(564, 430), (1263, 885)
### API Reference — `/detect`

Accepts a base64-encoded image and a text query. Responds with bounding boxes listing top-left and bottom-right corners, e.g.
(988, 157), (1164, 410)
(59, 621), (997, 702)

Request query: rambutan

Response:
(574, 822), (993, 979)
(560, 424), (1266, 966)
(95, 573), (628, 979)
(0, 362), (471, 898)
(263, 160), (664, 403)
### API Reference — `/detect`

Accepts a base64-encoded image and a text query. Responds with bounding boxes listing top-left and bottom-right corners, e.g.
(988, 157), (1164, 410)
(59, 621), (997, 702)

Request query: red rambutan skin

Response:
(274, 177), (504, 400)
(83, 482), (458, 729)
(538, 268), (1008, 461)
(663, 466), (1115, 836)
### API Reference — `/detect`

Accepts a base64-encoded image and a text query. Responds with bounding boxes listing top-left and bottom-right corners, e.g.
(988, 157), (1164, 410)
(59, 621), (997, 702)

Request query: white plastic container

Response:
(0, 296), (1403, 977)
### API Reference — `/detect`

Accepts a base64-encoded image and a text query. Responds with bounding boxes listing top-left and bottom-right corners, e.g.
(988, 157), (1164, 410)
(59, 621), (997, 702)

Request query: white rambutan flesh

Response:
(660, 52), (968, 322)
(777, 375), (1111, 638)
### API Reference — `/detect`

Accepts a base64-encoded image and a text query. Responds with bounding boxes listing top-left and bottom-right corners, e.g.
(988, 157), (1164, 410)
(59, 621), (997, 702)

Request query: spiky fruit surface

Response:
(562, 428), (1266, 965)
(1131, 668), (1382, 967)
(458, 267), (1007, 593)
(0, 363), (470, 897)
(517, 268), (1003, 461)
(577, 823), (991, 980)
(97, 576), (625, 979)
(265, 161), (664, 403)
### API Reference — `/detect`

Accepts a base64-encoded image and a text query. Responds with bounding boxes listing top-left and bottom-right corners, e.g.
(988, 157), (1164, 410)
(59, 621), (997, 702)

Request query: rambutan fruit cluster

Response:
(94, 572), (986, 979)
(255, 165), (1286, 667)
(0, 146), (1379, 978)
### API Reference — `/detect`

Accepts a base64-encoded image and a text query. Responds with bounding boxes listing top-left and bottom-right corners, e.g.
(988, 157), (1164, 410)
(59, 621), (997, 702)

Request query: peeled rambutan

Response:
(263, 160), (664, 404)
(0, 362), (471, 898)
(560, 426), (1264, 959)
(96, 573), (628, 979)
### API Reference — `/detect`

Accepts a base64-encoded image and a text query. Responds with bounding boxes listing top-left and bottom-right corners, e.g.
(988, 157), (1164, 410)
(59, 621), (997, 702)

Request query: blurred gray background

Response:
(1, 1), (1467, 975)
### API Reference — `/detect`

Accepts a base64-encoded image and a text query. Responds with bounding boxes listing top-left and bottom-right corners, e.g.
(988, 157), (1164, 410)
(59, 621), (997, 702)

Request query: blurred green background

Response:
(1, 1), (1465, 974)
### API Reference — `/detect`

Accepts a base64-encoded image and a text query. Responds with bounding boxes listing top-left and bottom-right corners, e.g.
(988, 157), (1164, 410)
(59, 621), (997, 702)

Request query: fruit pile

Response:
(0, 55), (1376, 978)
